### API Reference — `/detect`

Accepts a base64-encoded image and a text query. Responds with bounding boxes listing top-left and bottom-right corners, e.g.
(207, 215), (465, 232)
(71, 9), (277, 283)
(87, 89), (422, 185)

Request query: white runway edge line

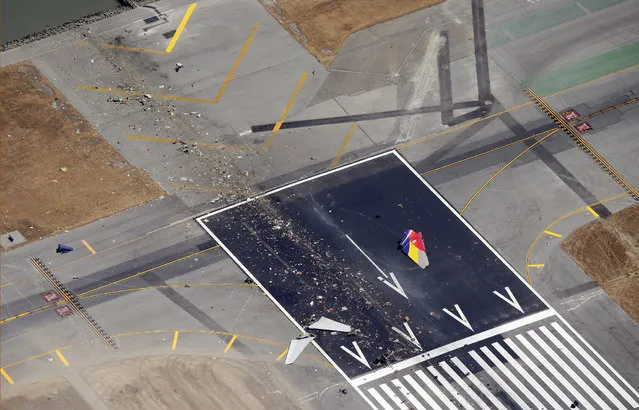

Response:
(351, 309), (554, 386)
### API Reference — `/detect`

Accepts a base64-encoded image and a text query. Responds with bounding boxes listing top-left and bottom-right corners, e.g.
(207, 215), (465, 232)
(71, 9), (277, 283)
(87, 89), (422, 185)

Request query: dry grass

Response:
(561, 205), (639, 322)
(259, 0), (446, 66)
(1, 62), (164, 243)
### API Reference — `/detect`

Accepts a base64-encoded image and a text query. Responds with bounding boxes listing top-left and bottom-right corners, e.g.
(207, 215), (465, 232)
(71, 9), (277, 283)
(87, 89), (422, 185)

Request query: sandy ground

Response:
(1, 377), (91, 410)
(81, 356), (300, 409)
(562, 204), (639, 322)
(259, 0), (445, 66)
(0, 62), (165, 243)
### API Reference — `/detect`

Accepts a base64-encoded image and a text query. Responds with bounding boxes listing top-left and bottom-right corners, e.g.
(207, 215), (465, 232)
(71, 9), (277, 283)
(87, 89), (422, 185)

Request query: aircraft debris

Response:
(308, 316), (351, 333)
(285, 335), (315, 365)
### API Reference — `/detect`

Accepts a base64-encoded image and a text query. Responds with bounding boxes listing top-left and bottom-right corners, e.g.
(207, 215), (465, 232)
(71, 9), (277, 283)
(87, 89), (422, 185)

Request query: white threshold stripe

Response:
(516, 334), (596, 410)
(469, 350), (530, 410)
(540, 326), (625, 410)
(504, 338), (574, 407)
(403, 374), (444, 410)
(480, 346), (539, 409)
(426, 366), (474, 409)
(392, 379), (427, 410)
(380, 383), (409, 409)
(451, 357), (507, 410)
(369, 387), (394, 410)
(528, 330), (611, 410)
(415, 370), (457, 410)
(440, 361), (491, 410)
(492, 341), (563, 409)
(352, 309), (555, 386)
(551, 322), (639, 407)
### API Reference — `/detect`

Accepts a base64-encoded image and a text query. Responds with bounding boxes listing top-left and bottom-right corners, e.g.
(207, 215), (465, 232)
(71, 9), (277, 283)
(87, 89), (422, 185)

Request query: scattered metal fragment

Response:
(285, 335), (315, 365)
(308, 316), (351, 333)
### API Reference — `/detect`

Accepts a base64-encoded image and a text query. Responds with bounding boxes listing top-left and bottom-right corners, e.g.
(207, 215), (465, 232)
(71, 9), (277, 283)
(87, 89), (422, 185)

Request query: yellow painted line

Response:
(125, 134), (247, 150)
(77, 85), (216, 104)
(527, 263), (545, 268)
(55, 350), (70, 366)
(80, 283), (256, 300)
(421, 130), (554, 175)
(0, 281), (14, 288)
(81, 240), (96, 255)
(524, 190), (631, 285)
(165, 3), (197, 53)
(460, 129), (559, 215)
(1, 305), (51, 324)
(586, 206), (600, 218)
(262, 72), (309, 152)
(169, 182), (237, 193)
(544, 230), (563, 238)
(172, 331), (179, 350)
(214, 22), (260, 103)
(224, 334), (238, 353)
(276, 348), (289, 361)
(78, 245), (219, 297)
(330, 122), (358, 168)
(1, 368), (14, 384)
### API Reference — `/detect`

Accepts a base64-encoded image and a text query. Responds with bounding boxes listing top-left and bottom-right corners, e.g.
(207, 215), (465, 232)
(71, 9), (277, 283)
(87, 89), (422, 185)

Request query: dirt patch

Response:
(259, 0), (446, 67)
(562, 204), (639, 322)
(1, 377), (91, 410)
(81, 356), (300, 409)
(1, 62), (164, 243)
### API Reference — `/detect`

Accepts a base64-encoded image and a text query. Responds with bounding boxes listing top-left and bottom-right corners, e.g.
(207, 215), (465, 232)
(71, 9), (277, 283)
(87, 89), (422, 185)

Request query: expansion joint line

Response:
(30, 258), (119, 351)
(522, 87), (639, 201)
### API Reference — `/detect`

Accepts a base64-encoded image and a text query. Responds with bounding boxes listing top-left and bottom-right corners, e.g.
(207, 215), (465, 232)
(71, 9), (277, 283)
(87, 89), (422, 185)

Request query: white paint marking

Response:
(493, 287), (524, 313)
(194, 221), (377, 409)
(368, 387), (394, 410)
(561, 289), (604, 312)
(378, 272), (408, 299)
(528, 330), (611, 410)
(345, 234), (388, 278)
(480, 346), (538, 409)
(392, 379), (426, 410)
(515, 334), (595, 410)
(352, 309), (555, 386)
(415, 370), (458, 410)
(492, 342), (563, 409)
(504, 338), (574, 407)
(426, 366), (474, 409)
(551, 322), (639, 407)
(341, 342), (371, 369)
(442, 304), (473, 331)
(380, 383), (409, 409)
(451, 357), (507, 410)
(440, 361), (491, 410)
(540, 326), (625, 410)
(469, 350), (531, 410)
(403, 374), (443, 410)
(392, 322), (422, 350)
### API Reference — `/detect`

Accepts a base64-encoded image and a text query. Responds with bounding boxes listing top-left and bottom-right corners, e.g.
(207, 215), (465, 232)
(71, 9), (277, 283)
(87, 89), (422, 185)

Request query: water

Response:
(1, 0), (122, 44)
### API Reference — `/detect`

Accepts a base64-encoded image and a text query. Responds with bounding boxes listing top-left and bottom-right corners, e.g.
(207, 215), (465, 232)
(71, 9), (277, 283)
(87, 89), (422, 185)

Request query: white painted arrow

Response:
(442, 304), (473, 331)
(345, 234), (388, 278)
(493, 287), (524, 313)
(392, 322), (422, 350)
(377, 272), (408, 299)
(341, 341), (371, 369)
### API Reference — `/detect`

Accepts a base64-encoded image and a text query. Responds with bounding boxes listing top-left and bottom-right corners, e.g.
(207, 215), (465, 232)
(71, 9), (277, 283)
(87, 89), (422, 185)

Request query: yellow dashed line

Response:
(587, 206), (600, 218)
(224, 334), (238, 353)
(330, 122), (358, 168)
(82, 240), (96, 255)
(172, 331), (179, 350)
(262, 72), (308, 152)
(165, 3), (197, 53)
(1, 368), (14, 384)
(0, 281), (14, 288)
(527, 263), (545, 268)
(544, 230), (563, 238)
(276, 348), (288, 361)
(214, 22), (260, 103)
(56, 350), (70, 366)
